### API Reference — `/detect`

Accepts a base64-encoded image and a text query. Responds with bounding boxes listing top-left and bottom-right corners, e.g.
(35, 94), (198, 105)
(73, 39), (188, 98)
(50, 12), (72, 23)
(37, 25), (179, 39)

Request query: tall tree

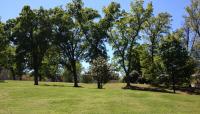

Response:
(145, 12), (171, 64)
(5, 19), (26, 80)
(144, 13), (171, 83)
(84, 2), (121, 62)
(0, 20), (8, 79)
(4, 19), (18, 80)
(51, 0), (100, 87)
(186, 0), (200, 38)
(109, 0), (153, 87)
(12, 6), (52, 85)
(0, 21), (7, 53)
(184, 0), (200, 58)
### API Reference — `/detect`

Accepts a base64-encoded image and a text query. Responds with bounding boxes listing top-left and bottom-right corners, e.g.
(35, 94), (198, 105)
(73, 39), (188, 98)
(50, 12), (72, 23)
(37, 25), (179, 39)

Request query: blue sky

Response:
(0, 0), (191, 69)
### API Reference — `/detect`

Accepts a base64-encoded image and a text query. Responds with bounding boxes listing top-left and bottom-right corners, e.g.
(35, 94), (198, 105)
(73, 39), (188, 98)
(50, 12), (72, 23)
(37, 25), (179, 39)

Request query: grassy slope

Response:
(0, 81), (200, 114)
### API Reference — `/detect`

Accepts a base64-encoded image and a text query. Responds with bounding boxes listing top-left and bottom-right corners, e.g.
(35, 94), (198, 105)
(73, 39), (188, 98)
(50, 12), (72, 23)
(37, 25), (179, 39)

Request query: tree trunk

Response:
(100, 76), (103, 89)
(97, 80), (101, 89)
(126, 73), (131, 87)
(97, 77), (103, 89)
(34, 67), (39, 85)
(72, 60), (79, 87)
(172, 72), (176, 93)
(10, 67), (16, 80)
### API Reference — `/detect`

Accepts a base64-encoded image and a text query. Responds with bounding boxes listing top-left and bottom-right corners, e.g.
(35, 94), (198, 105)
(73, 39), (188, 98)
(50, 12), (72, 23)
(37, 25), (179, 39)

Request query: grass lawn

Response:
(0, 81), (200, 114)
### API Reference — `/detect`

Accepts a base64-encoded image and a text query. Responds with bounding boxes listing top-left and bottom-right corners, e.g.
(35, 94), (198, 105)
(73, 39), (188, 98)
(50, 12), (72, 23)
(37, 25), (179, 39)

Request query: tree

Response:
(109, 0), (153, 87)
(4, 19), (19, 80)
(144, 12), (171, 83)
(51, 0), (100, 87)
(0, 20), (7, 80)
(84, 2), (121, 62)
(84, 22), (108, 62)
(50, 6), (80, 87)
(0, 21), (7, 55)
(160, 32), (193, 93)
(186, 0), (200, 38)
(11, 6), (52, 85)
(4, 47), (16, 80)
(39, 46), (61, 81)
(90, 56), (111, 89)
(184, 0), (200, 55)
(5, 18), (26, 80)
(0, 20), (17, 80)
(137, 44), (151, 81)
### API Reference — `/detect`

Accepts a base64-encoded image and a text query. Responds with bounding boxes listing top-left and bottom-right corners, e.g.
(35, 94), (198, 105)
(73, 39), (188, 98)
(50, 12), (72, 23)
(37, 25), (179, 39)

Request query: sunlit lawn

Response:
(0, 80), (200, 114)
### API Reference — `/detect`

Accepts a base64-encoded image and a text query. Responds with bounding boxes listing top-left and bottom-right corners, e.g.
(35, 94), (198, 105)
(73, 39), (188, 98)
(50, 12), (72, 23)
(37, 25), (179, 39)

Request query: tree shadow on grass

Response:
(0, 80), (7, 83)
(177, 87), (200, 95)
(122, 85), (200, 95)
(39, 83), (83, 88)
(122, 85), (173, 94)
(155, 85), (200, 95)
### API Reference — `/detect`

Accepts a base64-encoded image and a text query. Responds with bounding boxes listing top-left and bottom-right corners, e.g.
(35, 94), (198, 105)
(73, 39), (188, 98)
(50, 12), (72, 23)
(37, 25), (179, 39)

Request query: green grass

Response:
(0, 81), (200, 114)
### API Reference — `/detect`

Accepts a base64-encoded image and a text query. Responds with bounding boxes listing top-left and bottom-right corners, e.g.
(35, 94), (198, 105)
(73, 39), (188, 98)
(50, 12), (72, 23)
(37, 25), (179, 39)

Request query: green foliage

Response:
(63, 68), (73, 82)
(109, 0), (153, 87)
(142, 12), (172, 84)
(144, 12), (171, 62)
(186, 0), (200, 37)
(0, 20), (16, 80)
(184, 0), (200, 59)
(160, 33), (194, 92)
(0, 21), (7, 52)
(9, 6), (52, 84)
(51, 0), (99, 87)
(137, 44), (151, 80)
(39, 46), (61, 81)
(0, 0), (198, 88)
(81, 73), (94, 83)
(90, 56), (111, 89)
(0, 21), (9, 67)
(63, 62), (82, 82)
(84, 21), (108, 62)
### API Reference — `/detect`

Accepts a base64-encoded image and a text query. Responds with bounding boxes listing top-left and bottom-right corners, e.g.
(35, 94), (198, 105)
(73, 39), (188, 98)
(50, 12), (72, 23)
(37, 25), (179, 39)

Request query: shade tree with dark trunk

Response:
(50, 0), (100, 87)
(109, 0), (153, 87)
(10, 6), (52, 85)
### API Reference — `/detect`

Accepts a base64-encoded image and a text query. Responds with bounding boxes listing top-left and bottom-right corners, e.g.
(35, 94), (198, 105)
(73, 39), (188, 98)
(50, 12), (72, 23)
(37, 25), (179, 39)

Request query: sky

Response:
(0, 0), (191, 70)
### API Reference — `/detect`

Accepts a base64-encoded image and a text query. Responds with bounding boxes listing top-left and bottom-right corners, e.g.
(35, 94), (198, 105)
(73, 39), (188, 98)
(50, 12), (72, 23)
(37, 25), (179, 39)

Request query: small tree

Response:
(90, 56), (110, 89)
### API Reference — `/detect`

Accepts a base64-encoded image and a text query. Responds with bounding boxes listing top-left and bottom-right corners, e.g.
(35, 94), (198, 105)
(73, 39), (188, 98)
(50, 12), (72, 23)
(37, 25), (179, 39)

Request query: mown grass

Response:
(0, 80), (200, 114)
